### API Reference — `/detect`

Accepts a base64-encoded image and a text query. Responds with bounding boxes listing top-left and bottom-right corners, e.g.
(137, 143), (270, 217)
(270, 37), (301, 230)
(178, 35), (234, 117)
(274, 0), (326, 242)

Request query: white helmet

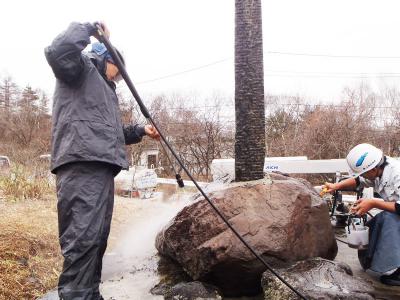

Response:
(346, 143), (383, 177)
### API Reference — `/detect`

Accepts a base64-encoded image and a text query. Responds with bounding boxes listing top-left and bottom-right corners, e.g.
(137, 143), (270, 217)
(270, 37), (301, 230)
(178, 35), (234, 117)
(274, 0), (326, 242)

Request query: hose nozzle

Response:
(176, 174), (184, 188)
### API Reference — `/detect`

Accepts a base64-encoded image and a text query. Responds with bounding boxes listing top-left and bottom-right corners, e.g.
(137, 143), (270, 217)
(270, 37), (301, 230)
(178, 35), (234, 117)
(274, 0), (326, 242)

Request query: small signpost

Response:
(134, 169), (158, 199)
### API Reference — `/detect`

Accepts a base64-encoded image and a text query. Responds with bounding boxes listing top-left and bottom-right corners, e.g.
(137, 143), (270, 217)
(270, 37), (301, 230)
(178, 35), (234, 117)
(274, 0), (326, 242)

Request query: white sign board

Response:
(211, 157), (350, 181)
(135, 169), (158, 190)
(263, 159), (349, 174)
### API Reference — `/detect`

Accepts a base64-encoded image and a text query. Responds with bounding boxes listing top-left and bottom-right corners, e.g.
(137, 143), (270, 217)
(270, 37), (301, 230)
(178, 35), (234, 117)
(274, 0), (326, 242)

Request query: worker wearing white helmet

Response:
(346, 143), (385, 177)
(324, 143), (400, 286)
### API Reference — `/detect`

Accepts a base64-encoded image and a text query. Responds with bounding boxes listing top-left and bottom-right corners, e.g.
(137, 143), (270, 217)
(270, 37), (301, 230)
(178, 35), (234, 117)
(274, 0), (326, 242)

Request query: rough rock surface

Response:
(161, 281), (222, 300)
(156, 173), (337, 296)
(262, 258), (376, 300)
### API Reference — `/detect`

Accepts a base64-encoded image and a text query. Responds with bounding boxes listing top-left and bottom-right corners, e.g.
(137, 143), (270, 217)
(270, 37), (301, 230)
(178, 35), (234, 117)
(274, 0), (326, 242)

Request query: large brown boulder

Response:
(155, 173), (337, 296)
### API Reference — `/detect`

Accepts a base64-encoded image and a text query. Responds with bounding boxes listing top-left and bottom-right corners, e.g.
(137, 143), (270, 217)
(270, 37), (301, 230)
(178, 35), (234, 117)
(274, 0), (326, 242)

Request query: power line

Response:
(136, 58), (231, 85)
(265, 102), (400, 109)
(268, 51), (400, 59)
(151, 115), (399, 125)
(154, 103), (400, 110)
(266, 69), (400, 76)
(129, 55), (400, 85)
(265, 69), (400, 79)
(265, 73), (400, 79)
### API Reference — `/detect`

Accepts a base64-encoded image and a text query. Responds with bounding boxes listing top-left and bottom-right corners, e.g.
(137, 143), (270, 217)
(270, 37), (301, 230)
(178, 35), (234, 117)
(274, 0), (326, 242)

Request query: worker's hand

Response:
(93, 21), (110, 40)
(322, 182), (337, 194)
(351, 198), (375, 216)
(144, 125), (160, 140)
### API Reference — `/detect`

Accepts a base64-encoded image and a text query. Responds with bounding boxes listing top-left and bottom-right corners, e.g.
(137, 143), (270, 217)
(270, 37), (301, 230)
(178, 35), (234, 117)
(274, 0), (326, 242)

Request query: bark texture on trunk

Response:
(235, 0), (265, 181)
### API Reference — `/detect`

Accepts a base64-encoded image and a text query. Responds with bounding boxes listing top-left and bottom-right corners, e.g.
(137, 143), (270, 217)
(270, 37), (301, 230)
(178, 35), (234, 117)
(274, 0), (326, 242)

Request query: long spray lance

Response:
(159, 139), (184, 188)
(96, 26), (184, 188)
(95, 24), (307, 300)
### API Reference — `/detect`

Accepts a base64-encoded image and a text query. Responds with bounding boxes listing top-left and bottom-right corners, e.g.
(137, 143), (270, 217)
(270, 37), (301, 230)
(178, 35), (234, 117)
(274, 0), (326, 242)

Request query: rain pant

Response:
(56, 161), (117, 300)
(366, 211), (400, 273)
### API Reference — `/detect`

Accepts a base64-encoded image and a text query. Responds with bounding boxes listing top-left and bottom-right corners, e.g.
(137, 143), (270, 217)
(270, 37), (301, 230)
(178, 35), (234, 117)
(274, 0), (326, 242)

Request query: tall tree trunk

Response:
(235, 0), (265, 181)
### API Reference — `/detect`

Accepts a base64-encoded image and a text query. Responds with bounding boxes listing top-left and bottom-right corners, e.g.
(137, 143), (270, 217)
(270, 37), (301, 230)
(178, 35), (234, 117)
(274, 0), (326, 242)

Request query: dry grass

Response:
(0, 165), (154, 300)
(0, 199), (62, 300)
(0, 193), (142, 300)
(0, 165), (54, 202)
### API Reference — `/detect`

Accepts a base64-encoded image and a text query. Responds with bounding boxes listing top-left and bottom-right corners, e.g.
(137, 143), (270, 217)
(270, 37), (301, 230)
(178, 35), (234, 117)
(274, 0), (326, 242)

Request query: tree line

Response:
(1, 75), (400, 181)
(0, 76), (51, 164)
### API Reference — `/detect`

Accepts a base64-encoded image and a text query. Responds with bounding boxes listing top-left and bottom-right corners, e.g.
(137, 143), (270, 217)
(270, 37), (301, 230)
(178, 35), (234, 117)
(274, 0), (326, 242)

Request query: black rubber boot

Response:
(380, 268), (400, 286)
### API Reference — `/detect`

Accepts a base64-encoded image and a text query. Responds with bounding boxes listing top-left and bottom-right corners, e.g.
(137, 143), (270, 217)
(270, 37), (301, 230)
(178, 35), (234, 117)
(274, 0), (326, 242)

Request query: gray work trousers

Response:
(56, 162), (117, 300)
(367, 211), (400, 273)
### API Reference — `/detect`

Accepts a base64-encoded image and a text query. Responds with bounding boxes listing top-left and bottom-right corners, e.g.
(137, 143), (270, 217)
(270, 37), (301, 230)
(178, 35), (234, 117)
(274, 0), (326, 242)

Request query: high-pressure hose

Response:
(95, 25), (308, 300)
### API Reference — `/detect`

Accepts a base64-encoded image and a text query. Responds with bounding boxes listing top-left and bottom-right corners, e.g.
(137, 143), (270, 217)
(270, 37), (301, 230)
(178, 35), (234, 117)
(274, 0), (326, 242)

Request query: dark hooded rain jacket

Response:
(45, 22), (144, 173)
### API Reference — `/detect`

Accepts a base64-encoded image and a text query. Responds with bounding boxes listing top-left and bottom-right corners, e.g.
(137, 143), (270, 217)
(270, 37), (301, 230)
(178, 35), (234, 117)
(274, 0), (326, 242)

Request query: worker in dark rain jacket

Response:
(324, 143), (400, 286)
(45, 21), (160, 300)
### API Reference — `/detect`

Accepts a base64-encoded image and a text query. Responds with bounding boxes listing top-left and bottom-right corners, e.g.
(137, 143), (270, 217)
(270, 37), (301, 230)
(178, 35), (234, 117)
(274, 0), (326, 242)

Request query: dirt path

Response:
(101, 192), (191, 299)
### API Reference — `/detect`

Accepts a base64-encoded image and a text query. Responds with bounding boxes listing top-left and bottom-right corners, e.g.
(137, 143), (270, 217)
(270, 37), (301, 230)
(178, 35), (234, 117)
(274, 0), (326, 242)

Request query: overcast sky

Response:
(2, 0), (400, 104)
